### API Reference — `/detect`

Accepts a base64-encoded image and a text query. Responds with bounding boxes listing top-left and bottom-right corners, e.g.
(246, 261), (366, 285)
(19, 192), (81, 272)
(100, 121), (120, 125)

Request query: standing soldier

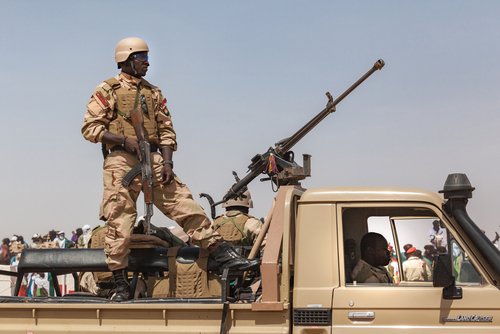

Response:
(213, 191), (262, 249)
(82, 37), (258, 301)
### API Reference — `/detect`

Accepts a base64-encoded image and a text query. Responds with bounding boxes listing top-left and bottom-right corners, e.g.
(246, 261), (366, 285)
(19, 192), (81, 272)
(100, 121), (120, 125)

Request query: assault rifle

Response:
(123, 89), (187, 247)
(211, 59), (385, 208)
(128, 90), (155, 235)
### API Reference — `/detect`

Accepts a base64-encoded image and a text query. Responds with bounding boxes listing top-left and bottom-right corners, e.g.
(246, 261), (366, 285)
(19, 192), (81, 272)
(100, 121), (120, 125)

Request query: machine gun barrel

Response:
(276, 59), (384, 154)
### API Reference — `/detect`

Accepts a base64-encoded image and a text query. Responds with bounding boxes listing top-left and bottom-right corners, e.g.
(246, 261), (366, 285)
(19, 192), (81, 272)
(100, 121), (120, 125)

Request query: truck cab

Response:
(292, 176), (499, 333)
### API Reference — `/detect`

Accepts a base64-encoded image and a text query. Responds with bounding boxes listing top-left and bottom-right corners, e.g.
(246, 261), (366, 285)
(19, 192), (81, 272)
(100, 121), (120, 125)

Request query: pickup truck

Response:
(0, 172), (498, 333)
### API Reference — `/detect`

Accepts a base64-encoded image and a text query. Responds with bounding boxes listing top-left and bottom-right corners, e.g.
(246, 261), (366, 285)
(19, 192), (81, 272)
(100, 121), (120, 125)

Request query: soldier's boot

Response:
(110, 269), (130, 302)
(210, 241), (260, 271)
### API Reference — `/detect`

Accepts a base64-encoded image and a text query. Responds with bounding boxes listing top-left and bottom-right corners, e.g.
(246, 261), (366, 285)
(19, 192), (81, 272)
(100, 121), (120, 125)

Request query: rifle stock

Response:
(217, 59), (385, 205)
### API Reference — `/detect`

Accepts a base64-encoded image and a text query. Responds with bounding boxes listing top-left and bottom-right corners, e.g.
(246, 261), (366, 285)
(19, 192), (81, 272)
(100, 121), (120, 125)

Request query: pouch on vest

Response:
(150, 247), (220, 298)
(167, 247), (211, 298)
(104, 77), (159, 150)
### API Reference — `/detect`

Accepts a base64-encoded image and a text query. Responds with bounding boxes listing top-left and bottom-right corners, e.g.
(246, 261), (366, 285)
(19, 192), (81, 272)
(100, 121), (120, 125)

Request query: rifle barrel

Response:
(278, 59), (384, 154)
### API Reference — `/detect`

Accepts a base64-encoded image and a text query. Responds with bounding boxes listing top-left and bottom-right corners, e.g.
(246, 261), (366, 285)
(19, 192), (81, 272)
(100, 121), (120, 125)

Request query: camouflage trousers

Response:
(100, 150), (220, 271)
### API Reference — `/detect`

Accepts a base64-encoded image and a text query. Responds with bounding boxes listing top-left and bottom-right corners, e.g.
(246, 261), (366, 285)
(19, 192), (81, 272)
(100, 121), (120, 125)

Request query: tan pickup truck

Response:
(0, 173), (498, 333)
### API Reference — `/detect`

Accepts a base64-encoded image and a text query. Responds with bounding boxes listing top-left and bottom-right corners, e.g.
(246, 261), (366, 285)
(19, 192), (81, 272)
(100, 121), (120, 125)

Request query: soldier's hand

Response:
(162, 164), (174, 184)
(123, 137), (141, 158)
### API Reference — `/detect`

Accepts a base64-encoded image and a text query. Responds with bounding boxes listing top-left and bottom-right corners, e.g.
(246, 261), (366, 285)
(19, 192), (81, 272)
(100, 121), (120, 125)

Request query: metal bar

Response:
(248, 200), (275, 260)
(260, 188), (288, 303)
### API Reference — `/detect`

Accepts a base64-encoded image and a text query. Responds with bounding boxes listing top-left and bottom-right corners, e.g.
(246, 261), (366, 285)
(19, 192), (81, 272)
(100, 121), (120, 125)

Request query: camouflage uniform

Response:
(212, 210), (262, 247)
(82, 72), (220, 271)
(351, 259), (392, 284)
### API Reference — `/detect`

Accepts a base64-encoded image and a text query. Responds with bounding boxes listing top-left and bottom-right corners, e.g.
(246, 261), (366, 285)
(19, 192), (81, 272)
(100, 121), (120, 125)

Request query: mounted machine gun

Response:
(204, 59), (385, 214)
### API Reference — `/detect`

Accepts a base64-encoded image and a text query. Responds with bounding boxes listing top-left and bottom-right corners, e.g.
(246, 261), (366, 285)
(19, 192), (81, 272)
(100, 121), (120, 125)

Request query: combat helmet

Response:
(115, 37), (149, 64)
(222, 191), (253, 208)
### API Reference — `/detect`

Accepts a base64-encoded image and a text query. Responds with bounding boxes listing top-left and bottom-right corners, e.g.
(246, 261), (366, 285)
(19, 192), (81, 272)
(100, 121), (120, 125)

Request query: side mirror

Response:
(433, 254), (463, 299)
(433, 254), (454, 287)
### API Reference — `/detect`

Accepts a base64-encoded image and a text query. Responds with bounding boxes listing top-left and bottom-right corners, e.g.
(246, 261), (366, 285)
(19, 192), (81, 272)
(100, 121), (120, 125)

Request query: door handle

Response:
(348, 311), (375, 320)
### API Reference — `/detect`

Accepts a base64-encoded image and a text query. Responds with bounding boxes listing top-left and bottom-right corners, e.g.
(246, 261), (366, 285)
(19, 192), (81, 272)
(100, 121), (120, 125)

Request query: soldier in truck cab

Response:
(351, 232), (393, 284)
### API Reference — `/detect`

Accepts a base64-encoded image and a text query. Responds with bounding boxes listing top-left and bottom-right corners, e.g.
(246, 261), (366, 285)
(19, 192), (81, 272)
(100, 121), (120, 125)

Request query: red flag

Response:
(267, 154), (279, 174)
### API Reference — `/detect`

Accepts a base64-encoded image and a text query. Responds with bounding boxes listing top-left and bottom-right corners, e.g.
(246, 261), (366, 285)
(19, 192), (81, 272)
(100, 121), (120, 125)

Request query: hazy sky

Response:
(1, 1), (499, 242)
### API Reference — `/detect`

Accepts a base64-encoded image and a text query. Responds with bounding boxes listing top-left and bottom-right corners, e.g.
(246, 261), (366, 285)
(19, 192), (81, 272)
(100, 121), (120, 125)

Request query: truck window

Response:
(389, 217), (442, 284)
(342, 207), (483, 286)
(391, 217), (482, 285)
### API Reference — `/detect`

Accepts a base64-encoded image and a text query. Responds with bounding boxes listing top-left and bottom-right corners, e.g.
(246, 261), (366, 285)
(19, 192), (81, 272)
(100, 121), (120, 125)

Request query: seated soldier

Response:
(351, 232), (392, 284)
(212, 191), (262, 251)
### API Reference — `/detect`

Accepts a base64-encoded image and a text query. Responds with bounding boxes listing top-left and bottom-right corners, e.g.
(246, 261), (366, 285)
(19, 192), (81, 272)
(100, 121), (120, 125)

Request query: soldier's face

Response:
(131, 52), (149, 77)
(373, 239), (391, 266)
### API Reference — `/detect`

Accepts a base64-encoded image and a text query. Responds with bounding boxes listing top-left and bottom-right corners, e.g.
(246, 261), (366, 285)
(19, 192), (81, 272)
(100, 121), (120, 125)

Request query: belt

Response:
(110, 143), (159, 153)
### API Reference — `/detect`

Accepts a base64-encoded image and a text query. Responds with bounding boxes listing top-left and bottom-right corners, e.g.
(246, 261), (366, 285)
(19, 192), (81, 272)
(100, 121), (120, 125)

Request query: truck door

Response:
(332, 203), (500, 334)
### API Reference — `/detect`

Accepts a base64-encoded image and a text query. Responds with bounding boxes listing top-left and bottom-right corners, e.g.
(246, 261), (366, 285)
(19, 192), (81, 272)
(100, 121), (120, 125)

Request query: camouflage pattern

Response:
(82, 73), (177, 150)
(88, 226), (113, 283)
(166, 247), (211, 298)
(212, 210), (262, 247)
(222, 190), (253, 208)
(82, 73), (220, 271)
(351, 259), (393, 284)
(79, 271), (101, 296)
(151, 248), (221, 298)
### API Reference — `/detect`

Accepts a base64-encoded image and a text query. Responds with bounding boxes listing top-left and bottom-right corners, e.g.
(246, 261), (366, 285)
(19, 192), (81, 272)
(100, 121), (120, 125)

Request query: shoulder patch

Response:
(95, 91), (110, 108)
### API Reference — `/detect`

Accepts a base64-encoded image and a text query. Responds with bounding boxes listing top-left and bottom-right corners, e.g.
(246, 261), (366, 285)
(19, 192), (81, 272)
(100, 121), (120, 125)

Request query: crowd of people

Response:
(0, 225), (93, 266)
(387, 242), (437, 283)
(0, 225), (94, 297)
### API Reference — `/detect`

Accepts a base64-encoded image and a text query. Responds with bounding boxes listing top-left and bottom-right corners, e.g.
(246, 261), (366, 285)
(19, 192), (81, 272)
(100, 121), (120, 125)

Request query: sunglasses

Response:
(132, 53), (149, 62)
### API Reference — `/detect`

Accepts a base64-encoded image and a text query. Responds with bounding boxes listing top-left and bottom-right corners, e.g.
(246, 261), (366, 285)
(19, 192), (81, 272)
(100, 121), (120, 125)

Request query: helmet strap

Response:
(130, 61), (138, 76)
